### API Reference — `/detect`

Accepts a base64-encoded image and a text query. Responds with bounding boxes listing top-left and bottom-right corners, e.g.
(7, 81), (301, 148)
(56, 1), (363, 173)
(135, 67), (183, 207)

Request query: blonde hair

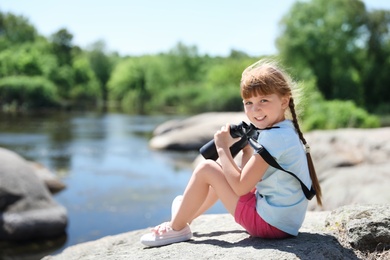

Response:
(241, 60), (322, 206)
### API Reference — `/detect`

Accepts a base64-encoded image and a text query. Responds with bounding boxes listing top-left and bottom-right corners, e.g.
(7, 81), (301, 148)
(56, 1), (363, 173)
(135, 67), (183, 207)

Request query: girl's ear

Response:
(281, 96), (290, 110)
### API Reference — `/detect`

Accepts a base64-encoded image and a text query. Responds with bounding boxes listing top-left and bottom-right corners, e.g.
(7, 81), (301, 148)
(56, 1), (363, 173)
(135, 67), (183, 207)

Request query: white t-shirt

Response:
(255, 120), (311, 236)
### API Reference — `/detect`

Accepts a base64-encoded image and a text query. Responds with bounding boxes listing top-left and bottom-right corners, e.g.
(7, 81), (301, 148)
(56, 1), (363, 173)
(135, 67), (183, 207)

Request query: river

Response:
(0, 112), (225, 257)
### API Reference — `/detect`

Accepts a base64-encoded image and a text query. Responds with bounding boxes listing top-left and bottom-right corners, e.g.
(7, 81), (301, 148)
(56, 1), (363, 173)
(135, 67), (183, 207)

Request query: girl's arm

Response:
(240, 144), (253, 168)
(215, 124), (267, 196)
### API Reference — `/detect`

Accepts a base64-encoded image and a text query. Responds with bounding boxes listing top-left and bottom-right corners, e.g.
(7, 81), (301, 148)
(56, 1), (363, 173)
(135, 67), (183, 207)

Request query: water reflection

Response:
(0, 234), (67, 260)
(0, 112), (226, 257)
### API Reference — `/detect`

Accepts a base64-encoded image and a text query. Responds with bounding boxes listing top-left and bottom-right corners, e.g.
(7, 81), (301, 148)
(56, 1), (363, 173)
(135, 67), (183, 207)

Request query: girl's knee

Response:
(192, 159), (221, 179)
(195, 159), (219, 173)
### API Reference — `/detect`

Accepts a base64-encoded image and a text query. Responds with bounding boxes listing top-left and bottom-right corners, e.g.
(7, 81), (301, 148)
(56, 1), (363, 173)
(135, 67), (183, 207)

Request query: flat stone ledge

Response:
(43, 212), (360, 260)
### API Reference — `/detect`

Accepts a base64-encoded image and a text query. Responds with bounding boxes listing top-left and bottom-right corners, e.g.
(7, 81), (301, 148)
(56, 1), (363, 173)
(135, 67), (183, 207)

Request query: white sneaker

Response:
(140, 222), (192, 247)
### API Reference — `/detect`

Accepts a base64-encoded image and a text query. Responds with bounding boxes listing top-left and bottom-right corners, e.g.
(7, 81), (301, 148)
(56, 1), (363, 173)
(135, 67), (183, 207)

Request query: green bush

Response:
(0, 76), (59, 110)
(150, 83), (204, 114)
(302, 100), (380, 131)
(296, 75), (380, 131)
(148, 82), (243, 114)
(192, 85), (242, 113)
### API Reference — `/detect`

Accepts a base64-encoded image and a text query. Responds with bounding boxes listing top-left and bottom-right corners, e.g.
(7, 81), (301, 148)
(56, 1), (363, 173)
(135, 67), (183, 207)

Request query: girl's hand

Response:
(214, 123), (241, 150)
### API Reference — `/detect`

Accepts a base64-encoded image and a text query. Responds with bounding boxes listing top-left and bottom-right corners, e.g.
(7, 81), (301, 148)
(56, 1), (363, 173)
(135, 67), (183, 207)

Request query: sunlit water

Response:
(0, 112), (225, 257)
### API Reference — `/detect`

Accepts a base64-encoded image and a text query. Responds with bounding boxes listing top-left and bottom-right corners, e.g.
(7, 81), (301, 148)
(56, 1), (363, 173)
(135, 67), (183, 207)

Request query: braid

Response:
(289, 98), (306, 145)
(289, 98), (323, 207)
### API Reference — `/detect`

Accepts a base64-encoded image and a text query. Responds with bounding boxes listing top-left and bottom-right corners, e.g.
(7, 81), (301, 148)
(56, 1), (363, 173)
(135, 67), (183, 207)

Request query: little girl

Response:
(140, 59), (322, 247)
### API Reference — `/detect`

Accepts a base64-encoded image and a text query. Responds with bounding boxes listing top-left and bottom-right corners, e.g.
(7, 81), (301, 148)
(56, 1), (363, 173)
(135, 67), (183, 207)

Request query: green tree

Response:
(0, 40), (57, 77)
(87, 40), (117, 107)
(297, 75), (380, 130)
(277, 0), (366, 102)
(0, 76), (59, 110)
(70, 55), (101, 106)
(0, 11), (37, 49)
(277, 0), (390, 113)
(362, 10), (390, 112)
(48, 28), (102, 107)
(48, 65), (74, 100)
(108, 57), (150, 113)
(50, 28), (74, 66)
(163, 42), (204, 85)
(199, 57), (257, 112)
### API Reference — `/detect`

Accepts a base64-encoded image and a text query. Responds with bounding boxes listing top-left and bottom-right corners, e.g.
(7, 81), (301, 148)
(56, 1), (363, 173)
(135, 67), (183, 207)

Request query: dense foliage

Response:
(0, 0), (388, 130)
(277, 0), (390, 113)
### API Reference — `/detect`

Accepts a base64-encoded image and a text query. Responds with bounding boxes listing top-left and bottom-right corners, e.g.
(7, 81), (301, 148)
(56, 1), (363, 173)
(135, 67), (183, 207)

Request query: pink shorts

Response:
(234, 191), (291, 239)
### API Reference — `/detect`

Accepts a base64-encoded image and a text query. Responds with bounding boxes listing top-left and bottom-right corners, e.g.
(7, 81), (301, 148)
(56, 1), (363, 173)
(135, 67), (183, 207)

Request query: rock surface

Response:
(150, 112), (248, 150)
(0, 147), (67, 241)
(28, 161), (66, 193)
(43, 204), (390, 260)
(43, 212), (351, 260)
(325, 204), (390, 253)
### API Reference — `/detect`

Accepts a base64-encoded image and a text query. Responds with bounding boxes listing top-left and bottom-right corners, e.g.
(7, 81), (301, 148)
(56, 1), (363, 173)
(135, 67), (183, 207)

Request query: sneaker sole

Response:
(141, 231), (192, 247)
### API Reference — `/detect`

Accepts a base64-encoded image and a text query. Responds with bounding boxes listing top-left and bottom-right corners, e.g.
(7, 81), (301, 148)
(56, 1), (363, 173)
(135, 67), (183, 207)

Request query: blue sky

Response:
(1, 0), (389, 56)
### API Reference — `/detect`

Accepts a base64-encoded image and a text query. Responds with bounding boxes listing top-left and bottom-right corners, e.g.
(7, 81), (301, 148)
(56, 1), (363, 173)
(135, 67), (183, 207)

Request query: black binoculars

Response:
(199, 121), (259, 160)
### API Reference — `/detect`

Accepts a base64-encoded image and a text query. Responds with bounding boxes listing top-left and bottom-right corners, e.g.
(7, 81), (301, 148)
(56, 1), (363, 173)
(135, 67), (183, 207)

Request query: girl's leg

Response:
(172, 186), (218, 223)
(191, 186), (218, 220)
(171, 160), (239, 231)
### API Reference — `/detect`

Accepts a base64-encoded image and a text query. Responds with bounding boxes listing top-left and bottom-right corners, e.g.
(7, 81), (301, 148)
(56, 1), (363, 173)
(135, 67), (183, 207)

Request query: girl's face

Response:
(243, 93), (289, 129)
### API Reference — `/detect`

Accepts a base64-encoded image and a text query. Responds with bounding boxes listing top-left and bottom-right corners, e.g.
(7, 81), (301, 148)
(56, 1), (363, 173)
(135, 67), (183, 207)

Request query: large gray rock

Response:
(43, 211), (360, 260)
(42, 205), (390, 260)
(305, 127), (390, 174)
(28, 161), (66, 193)
(308, 163), (390, 211)
(305, 128), (390, 211)
(150, 112), (247, 150)
(0, 147), (67, 240)
(326, 204), (390, 252)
